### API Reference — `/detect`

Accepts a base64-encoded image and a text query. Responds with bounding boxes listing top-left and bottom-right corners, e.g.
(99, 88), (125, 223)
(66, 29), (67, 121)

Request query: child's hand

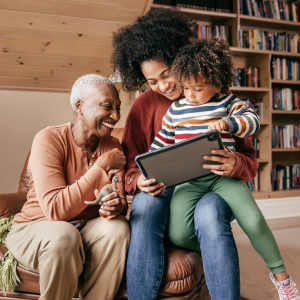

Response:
(208, 119), (229, 132)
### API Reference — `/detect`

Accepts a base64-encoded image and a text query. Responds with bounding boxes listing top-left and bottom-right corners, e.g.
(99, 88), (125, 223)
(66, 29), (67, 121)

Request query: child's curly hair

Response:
(112, 8), (194, 91)
(172, 39), (233, 93)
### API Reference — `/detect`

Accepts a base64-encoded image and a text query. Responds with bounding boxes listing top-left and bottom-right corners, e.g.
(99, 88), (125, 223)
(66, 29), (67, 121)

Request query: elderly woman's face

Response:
(79, 83), (120, 139)
(141, 59), (182, 101)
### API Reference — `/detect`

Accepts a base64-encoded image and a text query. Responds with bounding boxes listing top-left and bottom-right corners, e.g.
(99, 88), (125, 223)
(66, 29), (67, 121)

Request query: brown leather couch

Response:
(0, 128), (210, 300)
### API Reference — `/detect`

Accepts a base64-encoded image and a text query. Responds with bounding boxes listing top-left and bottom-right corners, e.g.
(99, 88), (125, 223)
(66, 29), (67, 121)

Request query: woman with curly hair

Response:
(112, 9), (257, 300)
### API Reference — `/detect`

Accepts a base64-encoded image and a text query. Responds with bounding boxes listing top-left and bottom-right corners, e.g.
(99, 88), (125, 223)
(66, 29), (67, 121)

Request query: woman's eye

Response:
(103, 105), (113, 110)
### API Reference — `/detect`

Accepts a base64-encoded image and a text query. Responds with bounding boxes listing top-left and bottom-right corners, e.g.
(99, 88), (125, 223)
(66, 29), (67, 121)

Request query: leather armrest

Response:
(0, 192), (27, 218)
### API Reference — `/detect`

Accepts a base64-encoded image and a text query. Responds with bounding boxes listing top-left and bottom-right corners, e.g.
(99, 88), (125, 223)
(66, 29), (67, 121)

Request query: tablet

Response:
(135, 130), (224, 187)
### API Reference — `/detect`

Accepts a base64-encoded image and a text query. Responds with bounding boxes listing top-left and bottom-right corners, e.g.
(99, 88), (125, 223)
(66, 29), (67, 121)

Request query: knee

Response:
(194, 193), (232, 238)
(46, 222), (82, 257)
(107, 218), (130, 246)
(131, 192), (169, 225)
(168, 223), (194, 249)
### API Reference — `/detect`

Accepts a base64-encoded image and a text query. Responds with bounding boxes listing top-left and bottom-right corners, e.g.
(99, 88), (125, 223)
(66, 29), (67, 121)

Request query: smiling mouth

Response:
(102, 121), (115, 129)
(164, 86), (176, 95)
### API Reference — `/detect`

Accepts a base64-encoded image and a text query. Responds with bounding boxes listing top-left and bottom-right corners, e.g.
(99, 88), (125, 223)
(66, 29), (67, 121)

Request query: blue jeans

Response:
(126, 190), (240, 300)
(194, 192), (240, 300)
(126, 188), (173, 300)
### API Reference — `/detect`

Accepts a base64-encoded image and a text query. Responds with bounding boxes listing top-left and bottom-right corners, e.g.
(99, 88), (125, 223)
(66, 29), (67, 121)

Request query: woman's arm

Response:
(203, 136), (258, 182)
(30, 129), (124, 221)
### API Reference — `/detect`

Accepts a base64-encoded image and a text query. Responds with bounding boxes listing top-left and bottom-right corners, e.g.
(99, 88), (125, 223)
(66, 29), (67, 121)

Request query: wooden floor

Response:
(233, 217), (300, 300)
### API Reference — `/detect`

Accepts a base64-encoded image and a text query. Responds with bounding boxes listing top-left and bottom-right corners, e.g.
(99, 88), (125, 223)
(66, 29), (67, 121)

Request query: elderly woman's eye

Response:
(102, 104), (113, 110)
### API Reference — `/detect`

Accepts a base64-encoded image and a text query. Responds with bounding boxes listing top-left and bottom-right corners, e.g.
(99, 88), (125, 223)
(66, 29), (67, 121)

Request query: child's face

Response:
(182, 74), (220, 106)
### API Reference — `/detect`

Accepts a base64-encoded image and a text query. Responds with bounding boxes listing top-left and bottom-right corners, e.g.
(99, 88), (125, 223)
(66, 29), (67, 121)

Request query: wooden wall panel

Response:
(0, 0), (153, 91)
(0, 0), (146, 22)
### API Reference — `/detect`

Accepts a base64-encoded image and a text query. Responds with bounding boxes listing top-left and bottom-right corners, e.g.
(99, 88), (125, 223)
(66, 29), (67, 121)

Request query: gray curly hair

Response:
(70, 74), (114, 111)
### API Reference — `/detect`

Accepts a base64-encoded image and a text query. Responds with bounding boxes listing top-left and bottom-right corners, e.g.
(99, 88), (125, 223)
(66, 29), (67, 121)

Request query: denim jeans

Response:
(126, 190), (240, 300)
(126, 188), (173, 300)
(194, 192), (240, 300)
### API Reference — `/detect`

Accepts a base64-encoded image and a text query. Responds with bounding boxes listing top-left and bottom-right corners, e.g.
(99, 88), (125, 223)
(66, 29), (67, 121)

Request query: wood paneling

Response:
(0, 0), (146, 22)
(0, 0), (153, 91)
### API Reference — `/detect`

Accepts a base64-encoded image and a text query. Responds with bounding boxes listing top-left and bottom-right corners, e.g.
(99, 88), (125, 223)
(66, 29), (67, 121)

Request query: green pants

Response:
(168, 173), (285, 274)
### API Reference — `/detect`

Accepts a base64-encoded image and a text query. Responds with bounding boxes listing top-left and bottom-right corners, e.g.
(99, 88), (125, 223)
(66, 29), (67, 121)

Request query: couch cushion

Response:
(0, 243), (207, 298)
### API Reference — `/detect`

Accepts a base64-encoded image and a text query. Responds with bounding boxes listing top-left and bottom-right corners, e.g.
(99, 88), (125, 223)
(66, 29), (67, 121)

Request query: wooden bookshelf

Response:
(151, 0), (300, 199)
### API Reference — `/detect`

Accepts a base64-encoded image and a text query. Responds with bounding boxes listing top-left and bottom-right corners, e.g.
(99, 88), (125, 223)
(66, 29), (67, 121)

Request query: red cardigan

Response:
(122, 89), (258, 195)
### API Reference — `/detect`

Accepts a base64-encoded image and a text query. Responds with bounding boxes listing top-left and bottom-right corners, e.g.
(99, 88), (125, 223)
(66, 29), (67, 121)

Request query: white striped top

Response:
(150, 93), (260, 151)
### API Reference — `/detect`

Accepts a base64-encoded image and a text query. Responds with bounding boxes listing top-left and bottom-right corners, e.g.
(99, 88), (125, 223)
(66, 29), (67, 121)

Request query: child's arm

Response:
(210, 96), (260, 138)
(225, 96), (260, 137)
(149, 108), (176, 151)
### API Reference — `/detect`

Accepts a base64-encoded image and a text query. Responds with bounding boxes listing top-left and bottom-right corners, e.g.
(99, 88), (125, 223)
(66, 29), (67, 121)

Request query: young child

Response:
(150, 39), (300, 300)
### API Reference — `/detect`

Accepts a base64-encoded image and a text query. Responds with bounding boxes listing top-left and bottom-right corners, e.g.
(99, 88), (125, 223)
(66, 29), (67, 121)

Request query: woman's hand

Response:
(202, 148), (237, 176)
(96, 148), (126, 172)
(95, 188), (125, 219)
(137, 173), (166, 196)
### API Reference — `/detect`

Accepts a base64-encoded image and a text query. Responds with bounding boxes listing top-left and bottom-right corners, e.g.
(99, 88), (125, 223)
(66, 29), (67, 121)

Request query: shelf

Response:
(271, 80), (300, 85)
(151, 4), (236, 20)
(258, 158), (269, 163)
(230, 47), (300, 58)
(272, 148), (300, 152)
(230, 87), (269, 92)
(239, 14), (300, 31)
(272, 110), (300, 115)
(253, 189), (300, 199)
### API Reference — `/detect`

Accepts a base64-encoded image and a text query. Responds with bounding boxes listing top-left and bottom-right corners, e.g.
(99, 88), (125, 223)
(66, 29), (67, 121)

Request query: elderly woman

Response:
(6, 74), (130, 300)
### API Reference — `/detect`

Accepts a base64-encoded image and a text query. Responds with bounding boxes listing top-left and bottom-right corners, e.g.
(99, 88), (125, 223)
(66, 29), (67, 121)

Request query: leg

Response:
(168, 179), (209, 252)
(126, 188), (173, 300)
(212, 176), (285, 274)
(6, 219), (84, 300)
(79, 216), (130, 300)
(194, 192), (240, 300)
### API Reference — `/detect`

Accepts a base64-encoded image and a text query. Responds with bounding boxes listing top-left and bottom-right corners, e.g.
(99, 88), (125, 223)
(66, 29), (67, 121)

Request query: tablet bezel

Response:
(135, 130), (224, 187)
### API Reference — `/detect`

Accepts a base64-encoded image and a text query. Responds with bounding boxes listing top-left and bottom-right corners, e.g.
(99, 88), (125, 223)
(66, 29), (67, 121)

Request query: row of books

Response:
(271, 57), (300, 81)
(251, 168), (260, 192)
(271, 164), (300, 191)
(238, 29), (300, 53)
(240, 0), (299, 21)
(252, 136), (260, 158)
(191, 22), (231, 42)
(272, 125), (300, 148)
(232, 66), (260, 87)
(153, 0), (233, 12)
(273, 88), (300, 110)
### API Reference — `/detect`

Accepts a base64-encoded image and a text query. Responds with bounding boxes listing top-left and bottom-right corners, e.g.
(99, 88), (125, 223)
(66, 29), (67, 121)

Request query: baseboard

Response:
(256, 197), (300, 219)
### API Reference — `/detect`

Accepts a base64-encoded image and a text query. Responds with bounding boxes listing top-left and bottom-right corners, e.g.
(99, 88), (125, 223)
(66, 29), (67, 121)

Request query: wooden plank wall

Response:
(0, 0), (150, 91)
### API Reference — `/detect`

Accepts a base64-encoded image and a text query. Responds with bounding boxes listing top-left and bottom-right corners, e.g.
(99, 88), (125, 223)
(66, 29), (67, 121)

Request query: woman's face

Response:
(78, 83), (121, 140)
(141, 59), (182, 101)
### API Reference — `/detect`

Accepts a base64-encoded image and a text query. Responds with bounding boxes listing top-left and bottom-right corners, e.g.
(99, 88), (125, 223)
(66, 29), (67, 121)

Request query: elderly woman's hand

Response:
(202, 148), (237, 177)
(95, 188), (126, 219)
(137, 173), (166, 196)
(96, 148), (126, 172)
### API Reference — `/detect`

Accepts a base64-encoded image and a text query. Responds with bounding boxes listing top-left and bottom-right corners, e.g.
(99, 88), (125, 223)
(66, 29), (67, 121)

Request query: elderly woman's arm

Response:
(30, 128), (124, 221)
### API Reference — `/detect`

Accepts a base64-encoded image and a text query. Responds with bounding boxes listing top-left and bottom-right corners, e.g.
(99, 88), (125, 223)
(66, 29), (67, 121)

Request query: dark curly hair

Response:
(172, 39), (233, 93)
(112, 8), (194, 91)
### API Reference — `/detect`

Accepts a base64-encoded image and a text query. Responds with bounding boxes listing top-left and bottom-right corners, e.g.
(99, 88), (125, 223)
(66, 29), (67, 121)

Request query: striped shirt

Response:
(150, 93), (260, 151)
